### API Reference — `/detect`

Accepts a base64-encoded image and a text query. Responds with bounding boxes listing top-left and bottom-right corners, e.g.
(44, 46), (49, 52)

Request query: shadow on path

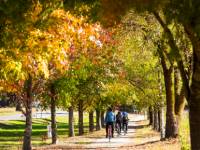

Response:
(129, 124), (149, 129)
(135, 140), (161, 146)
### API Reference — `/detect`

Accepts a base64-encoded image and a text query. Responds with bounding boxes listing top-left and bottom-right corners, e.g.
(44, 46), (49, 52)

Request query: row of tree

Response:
(0, 1), (137, 150)
(100, 0), (200, 149)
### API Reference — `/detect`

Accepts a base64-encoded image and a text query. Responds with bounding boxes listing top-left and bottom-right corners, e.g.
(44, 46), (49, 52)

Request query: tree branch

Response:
(128, 79), (145, 94)
(153, 11), (190, 102)
(157, 42), (168, 73)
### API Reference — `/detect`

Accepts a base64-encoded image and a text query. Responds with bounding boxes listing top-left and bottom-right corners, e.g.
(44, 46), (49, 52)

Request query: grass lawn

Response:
(179, 111), (190, 150)
(0, 113), (92, 150)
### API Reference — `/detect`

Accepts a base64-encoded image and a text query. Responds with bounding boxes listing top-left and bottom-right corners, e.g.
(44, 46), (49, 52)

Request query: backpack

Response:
(122, 115), (128, 122)
(116, 113), (122, 122)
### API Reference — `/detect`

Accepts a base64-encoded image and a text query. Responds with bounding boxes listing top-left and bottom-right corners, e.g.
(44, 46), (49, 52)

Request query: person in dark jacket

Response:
(105, 107), (115, 138)
(115, 111), (122, 133)
(122, 111), (129, 132)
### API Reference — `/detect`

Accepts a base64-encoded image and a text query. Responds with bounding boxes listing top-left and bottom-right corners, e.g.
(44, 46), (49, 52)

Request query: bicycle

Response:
(115, 122), (121, 135)
(123, 122), (128, 135)
(108, 125), (112, 142)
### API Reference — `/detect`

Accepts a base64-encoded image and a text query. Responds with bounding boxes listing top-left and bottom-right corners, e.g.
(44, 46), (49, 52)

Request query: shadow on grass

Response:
(0, 121), (25, 129)
(0, 120), (90, 141)
(0, 121), (72, 139)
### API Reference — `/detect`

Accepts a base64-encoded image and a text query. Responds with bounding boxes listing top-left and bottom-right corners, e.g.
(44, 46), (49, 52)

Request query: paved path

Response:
(85, 114), (145, 149)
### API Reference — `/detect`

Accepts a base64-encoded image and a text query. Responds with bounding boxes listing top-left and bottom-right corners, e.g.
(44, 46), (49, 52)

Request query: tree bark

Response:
(148, 107), (153, 125)
(160, 106), (165, 139)
(158, 109), (161, 132)
(152, 108), (155, 128)
(158, 69), (165, 139)
(175, 89), (185, 117)
(189, 40), (200, 150)
(164, 66), (178, 138)
(16, 99), (22, 111)
(183, 24), (200, 149)
(175, 87), (186, 132)
(78, 100), (84, 135)
(96, 109), (101, 130)
(23, 75), (33, 150)
(174, 67), (186, 118)
(69, 106), (75, 137)
(89, 111), (94, 132)
(174, 67), (186, 133)
(101, 111), (105, 128)
(153, 108), (159, 131)
(157, 44), (178, 138)
(50, 84), (57, 144)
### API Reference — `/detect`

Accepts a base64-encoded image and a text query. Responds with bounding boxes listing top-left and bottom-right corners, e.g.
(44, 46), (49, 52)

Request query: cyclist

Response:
(115, 111), (122, 134)
(122, 111), (129, 132)
(105, 107), (115, 138)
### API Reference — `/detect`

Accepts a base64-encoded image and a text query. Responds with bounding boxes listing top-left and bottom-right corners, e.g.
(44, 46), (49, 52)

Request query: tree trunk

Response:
(174, 67), (181, 110)
(183, 24), (200, 150)
(69, 106), (75, 137)
(78, 100), (84, 135)
(152, 108), (155, 128)
(164, 66), (178, 138)
(189, 44), (200, 150)
(175, 89), (185, 117)
(89, 111), (94, 132)
(158, 109), (161, 132)
(23, 75), (33, 150)
(16, 100), (22, 111)
(190, 91), (200, 149)
(96, 109), (101, 130)
(148, 107), (153, 125)
(50, 85), (57, 144)
(101, 111), (105, 128)
(158, 46), (178, 138)
(153, 108), (159, 131)
(159, 106), (165, 139)
(175, 88), (186, 133)
(158, 69), (165, 139)
(174, 67), (186, 128)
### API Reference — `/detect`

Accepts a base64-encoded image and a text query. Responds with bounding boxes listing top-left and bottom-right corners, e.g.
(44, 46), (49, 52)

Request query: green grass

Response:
(0, 113), (92, 150)
(179, 111), (190, 150)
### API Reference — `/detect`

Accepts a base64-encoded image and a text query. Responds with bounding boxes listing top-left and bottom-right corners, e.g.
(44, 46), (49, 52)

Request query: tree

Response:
(0, 2), (108, 148)
(112, 10), (189, 138)
(99, 0), (200, 148)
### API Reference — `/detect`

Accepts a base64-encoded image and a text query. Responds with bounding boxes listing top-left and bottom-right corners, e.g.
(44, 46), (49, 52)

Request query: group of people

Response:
(104, 107), (129, 138)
